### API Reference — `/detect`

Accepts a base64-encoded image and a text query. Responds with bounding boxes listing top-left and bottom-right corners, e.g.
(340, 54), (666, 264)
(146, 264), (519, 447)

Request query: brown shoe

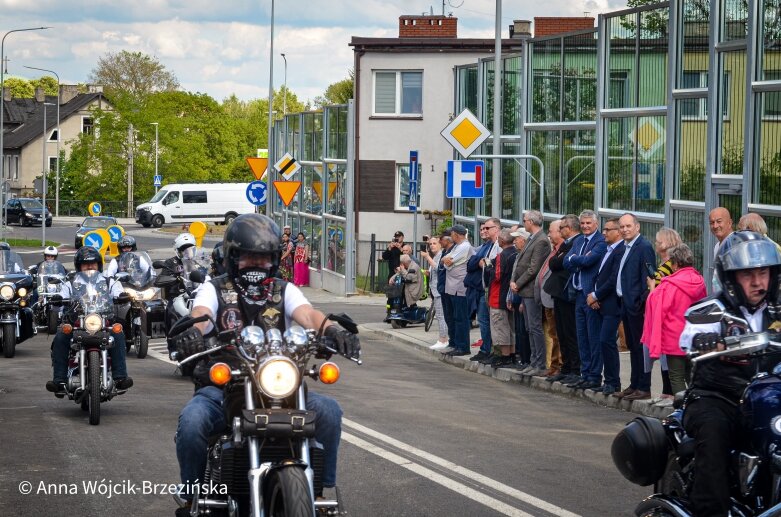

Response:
(545, 368), (559, 377)
(623, 390), (651, 401)
(613, 387), (636, 399)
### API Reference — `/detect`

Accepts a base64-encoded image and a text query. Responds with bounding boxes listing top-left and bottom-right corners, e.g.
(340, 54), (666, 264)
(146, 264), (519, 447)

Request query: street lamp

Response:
(24, 66), (59, 217)
(0, 27), (51, 226)
(151, 122), (159, 193)
(280, 53), (287, 116)
(42, 102), (55, 246)
(266, 0), (275, 217)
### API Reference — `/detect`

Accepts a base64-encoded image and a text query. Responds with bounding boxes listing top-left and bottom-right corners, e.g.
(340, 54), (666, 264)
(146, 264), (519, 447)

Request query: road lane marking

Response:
(0, 406), (39, 410)
(343, 418), (581, 517)
(342, 432), (538, 517)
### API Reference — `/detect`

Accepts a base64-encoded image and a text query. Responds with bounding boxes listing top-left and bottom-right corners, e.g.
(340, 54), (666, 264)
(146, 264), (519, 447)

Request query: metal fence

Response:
(56, 200), (130, 218)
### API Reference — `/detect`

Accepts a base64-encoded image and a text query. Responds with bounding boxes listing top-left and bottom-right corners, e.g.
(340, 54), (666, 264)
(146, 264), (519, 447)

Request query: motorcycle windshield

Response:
(72, 271), (113, 316)
(38, 261), (67, 293)
(181, 254), (211, 289)
(117, 251), (154, 289)
(0, 250), (26, 276)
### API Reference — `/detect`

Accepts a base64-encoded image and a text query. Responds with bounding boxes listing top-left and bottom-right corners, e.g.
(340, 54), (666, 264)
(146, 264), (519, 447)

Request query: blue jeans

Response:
(574, 291), (602, 383)
(51, 328), (128, 382)
(477, 293), (492, 354)
(622, 310), (651, 391)
(176, 386), (343, 498)
(442, 293), (469, 352)
(599, 314), (621, 388)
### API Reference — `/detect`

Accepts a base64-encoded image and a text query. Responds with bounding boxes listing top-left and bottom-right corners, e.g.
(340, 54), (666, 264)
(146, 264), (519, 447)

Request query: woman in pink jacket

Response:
(641, 244), (706, 396)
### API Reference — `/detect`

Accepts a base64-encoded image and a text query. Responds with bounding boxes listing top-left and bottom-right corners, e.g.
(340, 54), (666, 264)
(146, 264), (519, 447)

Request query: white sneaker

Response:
(430, 342), (449, 350)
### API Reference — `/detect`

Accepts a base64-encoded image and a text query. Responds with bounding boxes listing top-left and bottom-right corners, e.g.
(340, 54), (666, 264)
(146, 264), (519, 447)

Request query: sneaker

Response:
(469, 351), (488, 362)
(445, 350), (469, 357)
(470, 339), (483, 348)
(490, 355), (513, 368)
(115, 377), (134, 390)
(479, 354), (498, 365)
(45, 380), (66, 393)
(430, 342), (449, 350)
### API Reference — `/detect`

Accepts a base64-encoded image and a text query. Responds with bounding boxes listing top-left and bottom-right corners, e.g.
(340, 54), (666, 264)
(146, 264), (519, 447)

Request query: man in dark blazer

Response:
(564, 210), (607, 389)
(586, 218), (626, 395)
(544, 214), (580, 383)
(615, 213), (657, 400)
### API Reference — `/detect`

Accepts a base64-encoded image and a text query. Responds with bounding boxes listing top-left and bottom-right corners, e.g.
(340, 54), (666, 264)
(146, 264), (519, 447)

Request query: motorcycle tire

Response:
(424, 305), (435, 332)
(390, 320), (408, 329)
(264, 467), (313, 517)
(2, 322), (16, 358)
(47, 310), (58, 335)
(136, 330), (148, 359)
(88, 350), (101, 425)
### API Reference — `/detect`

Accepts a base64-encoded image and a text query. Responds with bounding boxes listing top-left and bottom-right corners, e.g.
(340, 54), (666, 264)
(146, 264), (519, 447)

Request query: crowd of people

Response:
(406, 206), (777, 402)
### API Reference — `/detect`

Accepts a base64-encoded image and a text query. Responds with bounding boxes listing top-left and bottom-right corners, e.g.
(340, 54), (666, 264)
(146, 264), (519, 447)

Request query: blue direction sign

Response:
(446, 160), (485, 199)
(246, 181), (268, 206)
(154, 175), (162, 186)
(107, 226), (123, 242)
(83, 232), (105, 250)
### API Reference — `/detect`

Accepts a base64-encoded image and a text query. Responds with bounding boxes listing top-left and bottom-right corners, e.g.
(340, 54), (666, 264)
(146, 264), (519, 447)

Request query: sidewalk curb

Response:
(358, 324), (674, 421)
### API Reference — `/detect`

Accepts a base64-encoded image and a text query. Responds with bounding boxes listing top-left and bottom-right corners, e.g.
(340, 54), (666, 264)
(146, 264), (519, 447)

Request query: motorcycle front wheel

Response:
(135, 329), (148, 359)
(47, 309), (58, 335)
(88, 350), (101, 425)
(2, 322), (15, 358)
(390, 320), (408, 329)
(264, 467), (313, 517)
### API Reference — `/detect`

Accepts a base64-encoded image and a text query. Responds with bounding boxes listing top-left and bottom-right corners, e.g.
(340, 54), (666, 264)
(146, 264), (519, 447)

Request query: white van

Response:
(135, 183), (256, 227)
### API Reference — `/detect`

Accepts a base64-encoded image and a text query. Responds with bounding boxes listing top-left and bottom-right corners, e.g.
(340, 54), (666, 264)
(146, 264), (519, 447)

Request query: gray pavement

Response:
(300, 286), (674, 420)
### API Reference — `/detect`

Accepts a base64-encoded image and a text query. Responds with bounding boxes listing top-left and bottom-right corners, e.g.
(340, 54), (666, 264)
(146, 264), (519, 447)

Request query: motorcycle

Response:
(383, 274), (428, 329)
(55, 271), (129, 425)
(30, 261), (68, 335)
(612, 298), (781, 517)
(115, 251), (164, 359)
(0, 250), (35, 358)
(171, 312), (361, 517)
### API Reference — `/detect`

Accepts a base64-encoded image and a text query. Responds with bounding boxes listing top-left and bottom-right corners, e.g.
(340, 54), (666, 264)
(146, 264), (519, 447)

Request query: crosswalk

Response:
(146, 338), (175, 364)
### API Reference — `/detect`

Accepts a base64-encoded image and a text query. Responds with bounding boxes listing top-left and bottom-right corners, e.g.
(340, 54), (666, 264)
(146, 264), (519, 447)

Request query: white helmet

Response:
(43, 245), (58, 258)
(174, 233), (197, 258)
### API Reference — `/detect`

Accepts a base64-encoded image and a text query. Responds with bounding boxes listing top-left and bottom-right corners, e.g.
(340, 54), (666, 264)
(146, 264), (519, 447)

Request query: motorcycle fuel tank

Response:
(741, 374), (781, 454)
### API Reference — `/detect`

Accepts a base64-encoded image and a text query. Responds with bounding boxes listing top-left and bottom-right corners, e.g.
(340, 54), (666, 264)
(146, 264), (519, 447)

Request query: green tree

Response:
(31, 76), (59, 96)
(313, 70), (354, 108)
(3, 77), (34, 98)
(88, 50), (179, 101)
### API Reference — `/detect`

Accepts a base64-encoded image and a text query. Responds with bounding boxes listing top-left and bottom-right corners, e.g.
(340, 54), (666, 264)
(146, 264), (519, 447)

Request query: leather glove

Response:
(324, 325), (361, 359)
(171, 326), (205, 360)
(691, 332), (723, 353)
(114, 292), (131, 305)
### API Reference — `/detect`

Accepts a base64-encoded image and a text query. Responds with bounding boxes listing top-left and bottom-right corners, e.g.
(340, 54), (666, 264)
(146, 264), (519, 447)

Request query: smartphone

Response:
(644, 262), (656, 279)
(418, 243), (427, 252)
(422, 235), (430, 242)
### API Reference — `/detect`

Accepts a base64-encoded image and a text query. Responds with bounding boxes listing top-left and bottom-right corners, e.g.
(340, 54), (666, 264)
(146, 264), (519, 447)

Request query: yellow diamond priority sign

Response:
(441, 108), (491, 158)
(274, 152), (301, 180)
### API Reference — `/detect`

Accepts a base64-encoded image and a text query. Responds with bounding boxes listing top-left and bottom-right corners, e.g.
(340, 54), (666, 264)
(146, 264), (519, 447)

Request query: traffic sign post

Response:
(446, 160), (485, 199)
(106, 225), (125, 257)
(409, 150), (419, 255)
(154, 175), (162, 187)
(88, 202), (101, 216)
(246, 157), (269, 181)
(274, 152), (301, 180)
(246, 181), (268, 206)
(441, 108), (491, 158)
(189, 221), (208, 248)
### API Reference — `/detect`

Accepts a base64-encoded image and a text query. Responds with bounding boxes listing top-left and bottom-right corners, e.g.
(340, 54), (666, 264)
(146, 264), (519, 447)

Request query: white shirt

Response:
(105, 255), (151, 278)
(192, 281), (310, 333)
(679, 304), (766, 352)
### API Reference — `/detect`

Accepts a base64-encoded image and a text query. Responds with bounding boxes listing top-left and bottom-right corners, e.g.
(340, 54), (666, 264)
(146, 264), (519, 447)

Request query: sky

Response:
(1, 0), (629, 105)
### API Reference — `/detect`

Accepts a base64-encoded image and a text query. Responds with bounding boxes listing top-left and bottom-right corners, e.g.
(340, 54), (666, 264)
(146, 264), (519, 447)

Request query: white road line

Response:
(342, 432), (537, 517)
(343, 418), (581, 517)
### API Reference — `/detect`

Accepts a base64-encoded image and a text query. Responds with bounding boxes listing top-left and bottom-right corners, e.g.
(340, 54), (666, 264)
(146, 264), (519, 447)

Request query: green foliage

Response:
(313, 70), (354, 108)
(4, 77), (34, 98)
(89, 50), (180, 101)
(31, 76), (59, 95)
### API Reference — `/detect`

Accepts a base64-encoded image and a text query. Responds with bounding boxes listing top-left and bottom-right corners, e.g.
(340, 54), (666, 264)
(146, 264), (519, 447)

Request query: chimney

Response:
(2, 87), (9, 102)
(34, 87), (45, 103)
(533, 16), (596, 37)
(509, 20), (532, 39)
(59, 85), (80, 104)
(399, 15), (458, 38)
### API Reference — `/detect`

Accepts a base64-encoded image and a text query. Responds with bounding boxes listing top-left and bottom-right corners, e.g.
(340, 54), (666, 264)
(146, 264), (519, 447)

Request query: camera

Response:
(392, 238), (399, 243)
(422, 235), (429, 242)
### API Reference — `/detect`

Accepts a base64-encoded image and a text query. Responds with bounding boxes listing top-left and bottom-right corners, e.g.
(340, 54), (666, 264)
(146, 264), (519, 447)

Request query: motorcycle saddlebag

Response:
(241, 409), (316, 438)
(143, 299), (166, 339)
(611, 416), (668, 486)
(18, 308), (34, 343)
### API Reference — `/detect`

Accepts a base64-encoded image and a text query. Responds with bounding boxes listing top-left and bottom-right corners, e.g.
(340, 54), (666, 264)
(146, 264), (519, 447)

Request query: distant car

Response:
(3, 198), (52, 227)
(74, 216), (118, 249)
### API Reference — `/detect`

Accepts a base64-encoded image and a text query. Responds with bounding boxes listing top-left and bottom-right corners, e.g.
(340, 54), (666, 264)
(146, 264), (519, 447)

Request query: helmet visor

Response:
(721, 239), (781, 271)
(180, 246), (196, 260)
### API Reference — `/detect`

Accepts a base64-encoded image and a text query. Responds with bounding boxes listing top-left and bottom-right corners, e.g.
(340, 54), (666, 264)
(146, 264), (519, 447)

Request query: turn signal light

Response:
(112, 323), (123, 334)
(319, 362), (340, 384)
(209, 363), (232, 386)
(62, 324), (73, 335)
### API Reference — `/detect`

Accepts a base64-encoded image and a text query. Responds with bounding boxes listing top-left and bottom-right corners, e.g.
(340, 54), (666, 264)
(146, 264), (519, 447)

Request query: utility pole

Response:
(24, 66), (60, 217)
(127, 124), (134, 217)
(42, 102), (54, 246)
(151, 122), (159, 194)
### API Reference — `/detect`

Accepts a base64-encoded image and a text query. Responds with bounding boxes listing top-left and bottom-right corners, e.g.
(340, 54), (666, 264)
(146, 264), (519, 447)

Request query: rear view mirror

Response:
(189, 270), (205, 284)
(685, 298), (726, 325)
(152, 260), (166, 269)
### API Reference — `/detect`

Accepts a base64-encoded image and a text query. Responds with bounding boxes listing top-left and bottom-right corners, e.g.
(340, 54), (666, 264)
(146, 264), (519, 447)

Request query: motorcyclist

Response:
(210, 241), (224, 277)
(678, 231), (781, 516)
(158, 233), (202, 340)
(105, 235), (147, 277)
(45, 246), (133, 394)
(170, 214), (359, 516)
(31, 246), (65, 304)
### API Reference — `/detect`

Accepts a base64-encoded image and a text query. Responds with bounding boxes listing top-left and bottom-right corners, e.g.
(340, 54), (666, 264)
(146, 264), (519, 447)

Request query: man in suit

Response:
(564, 210), (607, 389)
(466, 218), (501, 362)
(615, 213), (657, 400)
(483, 229), (518, 367)
(510, 210), (551, 376)
(536, 220), (563, 378)
(586, 218), (626, 395)
(544, 214), (581, 383)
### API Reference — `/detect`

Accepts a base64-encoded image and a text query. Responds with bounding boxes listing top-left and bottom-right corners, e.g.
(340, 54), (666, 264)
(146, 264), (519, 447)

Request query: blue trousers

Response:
(51, 328), (128, 382)
(477, 293), (492, 354)
(176, 386), (343, 498)
(574, 291), (602, 383)
(442, 293), (469, 352)
(599, 314), (621, 388)
(622, 310), (651, 391)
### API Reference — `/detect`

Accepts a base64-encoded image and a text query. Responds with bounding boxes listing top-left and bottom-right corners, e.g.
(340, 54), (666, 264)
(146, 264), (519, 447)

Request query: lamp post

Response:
(266, 0), (275, 217)
(151, 122), (159, 193)
(281, 53), (287, 116)
(42, 102), (54, 246)
(24, 66), (59, 217)
(1, 26), (50, 226)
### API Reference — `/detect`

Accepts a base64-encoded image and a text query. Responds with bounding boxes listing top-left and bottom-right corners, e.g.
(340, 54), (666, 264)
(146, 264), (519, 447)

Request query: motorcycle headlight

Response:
(84, 313), (103, 334)
(17, 287), (27, 298)
(0, 285), (13, 300)
(256, 357), (299, 399)
(138, 288), (158, 300)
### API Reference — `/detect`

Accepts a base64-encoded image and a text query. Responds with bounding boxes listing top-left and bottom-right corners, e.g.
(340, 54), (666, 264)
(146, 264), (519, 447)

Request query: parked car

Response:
(3, 198), (52, 227)
(135, 183), (255, 228)
(74, 216), (118, 248)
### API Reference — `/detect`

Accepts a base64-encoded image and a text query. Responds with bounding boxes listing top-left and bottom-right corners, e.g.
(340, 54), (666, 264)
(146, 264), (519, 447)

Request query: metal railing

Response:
(55, 200), (130, 218)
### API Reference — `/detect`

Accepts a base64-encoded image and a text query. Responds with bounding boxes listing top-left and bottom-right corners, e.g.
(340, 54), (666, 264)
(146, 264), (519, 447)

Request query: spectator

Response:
(544, 214), (581, 384)
(282, 225), (292, 238)
(389, 254), (423, 308)
(293, 232), (311, 287)
(279, 232), (294, 281)
(510, 210), (551, 376)
(709, 207), (733, 258)
(467, 218), (501, 362)
(615, 213), (656, 400)
(401, 243), (419, 265)
(440, 225), (474, 357)
(382, 231), (404, 280)
(641, 244), (706, 396)
(536, 220), (563, 378)
(564, 210), (607, 389)
(420, 236), (449, 350)
(586, 217), (625, 394)
(484, 229), (518, 367)
(738, 213), (781, 255)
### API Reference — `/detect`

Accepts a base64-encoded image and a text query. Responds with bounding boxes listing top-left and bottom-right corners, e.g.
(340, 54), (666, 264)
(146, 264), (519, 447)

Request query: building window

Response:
(12, 155), (19, 180)
(396, 164), (421, 210)
(82, 117), (94, 134)
(48, 156), (57, 173)
(681, 71), (729, 120)
(48, 129), (58, 142)
(762, 70), (781, 119)
(373, 71), (423, 116)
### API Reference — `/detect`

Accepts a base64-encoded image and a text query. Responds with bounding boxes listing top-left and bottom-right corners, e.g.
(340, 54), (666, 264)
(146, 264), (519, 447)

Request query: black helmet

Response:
(0, 242), (10, 251)
(74, 246), (103, 272)
(715, 231), (781, 311)
(117, 235), (137, 252)
(211, 241), (225, 276)
(223, 214), (281, 303)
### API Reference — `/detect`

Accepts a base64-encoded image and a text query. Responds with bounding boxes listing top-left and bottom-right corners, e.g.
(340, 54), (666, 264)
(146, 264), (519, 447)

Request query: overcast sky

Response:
(2, 0), (628, 104)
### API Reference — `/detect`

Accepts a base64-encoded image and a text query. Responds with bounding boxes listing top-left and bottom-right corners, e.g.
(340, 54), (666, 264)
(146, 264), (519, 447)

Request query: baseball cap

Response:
(394, 230), (403, 237)
(510, 228), (531, 239)
(450, 224), (468, 236)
